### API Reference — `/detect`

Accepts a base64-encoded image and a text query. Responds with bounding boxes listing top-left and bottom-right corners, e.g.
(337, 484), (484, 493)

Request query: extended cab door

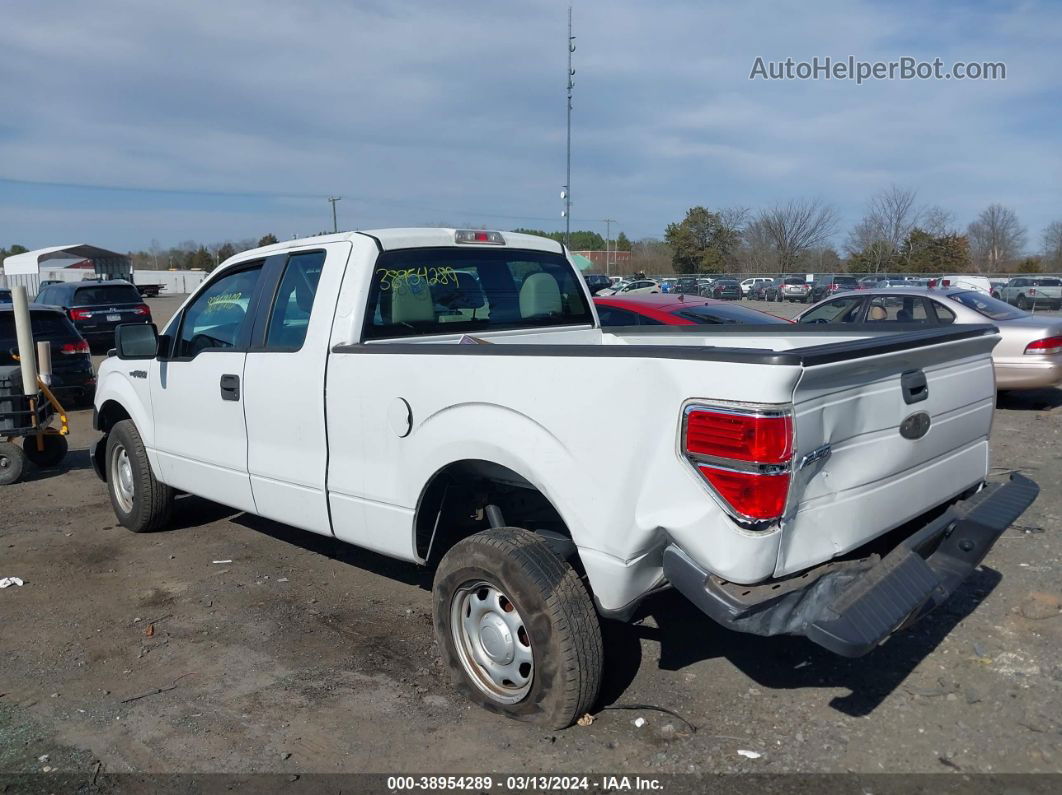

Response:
(242, 243), (351, 536)
(151, 262), (266, 512)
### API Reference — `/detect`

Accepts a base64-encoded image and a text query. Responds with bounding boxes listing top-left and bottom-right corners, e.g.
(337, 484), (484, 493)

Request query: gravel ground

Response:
(0, 295), (1059, 781)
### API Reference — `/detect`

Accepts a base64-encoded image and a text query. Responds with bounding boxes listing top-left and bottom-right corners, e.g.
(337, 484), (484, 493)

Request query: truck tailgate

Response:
(775, 327), (999, 576)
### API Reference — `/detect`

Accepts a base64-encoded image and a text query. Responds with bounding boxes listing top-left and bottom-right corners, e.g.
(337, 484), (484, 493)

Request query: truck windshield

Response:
(947, 291), (1025, 321)
(364, 248), (593, 339)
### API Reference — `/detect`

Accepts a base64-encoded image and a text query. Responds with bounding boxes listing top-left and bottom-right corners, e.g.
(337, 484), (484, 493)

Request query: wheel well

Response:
(415, 460), (574, 566)
(96, 400), (132, 434)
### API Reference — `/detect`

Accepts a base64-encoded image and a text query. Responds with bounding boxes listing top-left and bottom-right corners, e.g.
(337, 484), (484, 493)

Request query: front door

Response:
(150, 263), (265, 513)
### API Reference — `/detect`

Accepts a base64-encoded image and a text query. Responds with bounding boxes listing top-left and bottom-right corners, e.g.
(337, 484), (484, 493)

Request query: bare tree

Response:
(922, 206), (955, 237)
(967, 204), (1026, 272)
(630, 238), (674, 276)
(845, 186), (922, 272)
(1042, 220), (1062, 269)
(757, 198), (839, 271)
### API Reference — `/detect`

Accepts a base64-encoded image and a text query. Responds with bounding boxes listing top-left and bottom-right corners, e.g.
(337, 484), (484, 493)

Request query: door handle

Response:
(220, 374), (241, 402)
(900, 369), (928, 405)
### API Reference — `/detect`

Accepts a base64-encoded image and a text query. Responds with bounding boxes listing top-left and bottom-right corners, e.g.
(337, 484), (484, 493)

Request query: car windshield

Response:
(784, 278), (804, 285)
(673, 304), (789, 324)
(834, 277), (857, 286)
(73, 285), (142, 306)
(948, 291), (1025, 320)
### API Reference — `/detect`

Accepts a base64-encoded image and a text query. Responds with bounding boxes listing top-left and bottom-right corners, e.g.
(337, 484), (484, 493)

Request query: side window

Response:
(177, 265), (263, 357)
(799, 296), (864, 323)
(596, 306), (639, 326)
(931, 301), (956, 324)
(264, 251), (325, 351)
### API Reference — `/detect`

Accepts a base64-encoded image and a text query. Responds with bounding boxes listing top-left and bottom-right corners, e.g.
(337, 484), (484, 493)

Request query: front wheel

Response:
(106, 420), (174, 532)
(433, 527), (602, 729)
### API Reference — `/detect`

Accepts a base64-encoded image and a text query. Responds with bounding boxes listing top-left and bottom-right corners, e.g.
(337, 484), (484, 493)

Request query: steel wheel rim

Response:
(110, 444), (135, 513)
(450, 580), (534, 704)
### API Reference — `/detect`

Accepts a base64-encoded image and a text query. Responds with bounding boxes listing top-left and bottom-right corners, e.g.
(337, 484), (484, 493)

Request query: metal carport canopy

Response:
(2, 244), (129, 275)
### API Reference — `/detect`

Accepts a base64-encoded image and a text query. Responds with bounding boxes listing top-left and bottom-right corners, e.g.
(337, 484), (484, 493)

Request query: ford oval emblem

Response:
(900, 411), (931, 440)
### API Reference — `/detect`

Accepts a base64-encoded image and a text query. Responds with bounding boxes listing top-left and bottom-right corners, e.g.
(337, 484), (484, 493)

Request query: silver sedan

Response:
(795, 287), (1062, 391)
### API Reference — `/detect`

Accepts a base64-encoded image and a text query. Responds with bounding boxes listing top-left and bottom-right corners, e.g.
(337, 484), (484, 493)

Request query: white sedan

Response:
(597, 279), (660, 296)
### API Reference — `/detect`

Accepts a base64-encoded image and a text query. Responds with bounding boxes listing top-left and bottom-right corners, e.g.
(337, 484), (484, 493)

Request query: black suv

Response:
(583, 273), (613, 295)
(810, 275), (859, 302)
(0, 304), (95, 406)
(34, 280), (152, 349)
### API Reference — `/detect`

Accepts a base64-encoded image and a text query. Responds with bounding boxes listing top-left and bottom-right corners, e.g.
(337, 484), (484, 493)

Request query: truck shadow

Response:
(599, 566), (1002, 718)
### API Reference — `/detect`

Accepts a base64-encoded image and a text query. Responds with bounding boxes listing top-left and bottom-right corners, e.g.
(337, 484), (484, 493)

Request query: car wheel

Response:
(106, 419), (174, 532)
(0, 441), (27, 486)
(22, 433), (68, 468)
(433, 527), (602, 729)
(1017, 295), (1029, 310)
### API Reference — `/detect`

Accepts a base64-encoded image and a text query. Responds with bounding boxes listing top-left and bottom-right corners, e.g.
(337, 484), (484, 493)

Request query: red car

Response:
(593, 294), (791, 326)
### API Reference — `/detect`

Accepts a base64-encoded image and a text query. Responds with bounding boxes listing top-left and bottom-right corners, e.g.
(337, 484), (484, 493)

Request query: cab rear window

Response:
(363, 248), (592, 339)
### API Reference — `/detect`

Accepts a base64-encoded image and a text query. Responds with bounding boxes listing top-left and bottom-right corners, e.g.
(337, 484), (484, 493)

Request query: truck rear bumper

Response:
(663, 473), (1039, 657)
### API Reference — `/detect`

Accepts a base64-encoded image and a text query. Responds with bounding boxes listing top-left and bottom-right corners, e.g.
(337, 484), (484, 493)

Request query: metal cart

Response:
(0, 371), (69, 485)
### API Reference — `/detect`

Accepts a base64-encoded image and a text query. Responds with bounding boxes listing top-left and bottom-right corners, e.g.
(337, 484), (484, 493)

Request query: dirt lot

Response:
(1, 295), (1060, 779)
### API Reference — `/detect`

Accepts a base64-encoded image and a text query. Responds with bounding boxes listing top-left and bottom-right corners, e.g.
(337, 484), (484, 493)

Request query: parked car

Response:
(781, 276), (812, 302)
(810, 275), (860, 302)
(91, 228), (1036, 728)
(583, 273), (613, 296)
(594, 294), (791, 326)
(659, 278), (676, 294)
(928, 275), (992, 294)
(34, 280), (152, 349)
(673, 277), (700, 295)
(762, 278), (788, 302)
(997, 277), (1062, 311)
(710, 279), (741, 300)
(750, 278), (782, 301)
(739, 277), (773, 298)
(0, 289), (11, 304)
(989, 279), (1009, 299)
(0, 304), (95, 406)
(796, 287), (1062, 390)
(598, 278), (660, 296)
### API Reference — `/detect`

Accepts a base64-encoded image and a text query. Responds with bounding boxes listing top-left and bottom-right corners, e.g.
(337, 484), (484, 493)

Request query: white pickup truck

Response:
(92, 229), (1038, 728)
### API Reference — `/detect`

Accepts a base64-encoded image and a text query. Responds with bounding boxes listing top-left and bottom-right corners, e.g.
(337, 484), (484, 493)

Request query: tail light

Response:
(1025, 336), (1062, 355)
(69, 309), (91, 321)
(133, 304), (151, 316)
(59, 340), (90, 355)
(682, 405), (794, 523)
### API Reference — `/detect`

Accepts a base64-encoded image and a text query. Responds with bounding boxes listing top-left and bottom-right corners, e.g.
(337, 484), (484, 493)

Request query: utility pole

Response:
(562, 5), (575, 248)
(603, 218), (616, 275)
(327, 196), (342, 233)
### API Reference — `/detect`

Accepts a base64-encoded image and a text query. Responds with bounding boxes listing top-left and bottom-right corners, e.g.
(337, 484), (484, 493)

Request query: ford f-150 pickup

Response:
(91, 228), (1038, 728)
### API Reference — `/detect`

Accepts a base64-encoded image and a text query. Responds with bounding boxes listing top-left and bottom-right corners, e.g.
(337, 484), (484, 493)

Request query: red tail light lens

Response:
(683, 406), (794, 523)
(1025, 336), (1062, 355)
(697, 466), (791, 520)
(60, 340), (90, 355)
(685, 409), (792, 464)
(133, 304), (151, 316)
(69, 309), (91, 321)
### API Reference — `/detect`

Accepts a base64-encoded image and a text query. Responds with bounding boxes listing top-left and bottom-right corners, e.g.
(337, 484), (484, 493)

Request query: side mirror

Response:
(115, 323), (159, 360)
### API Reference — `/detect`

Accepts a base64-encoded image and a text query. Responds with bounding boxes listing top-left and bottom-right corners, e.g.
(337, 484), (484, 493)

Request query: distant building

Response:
(571, 250), (632, 271)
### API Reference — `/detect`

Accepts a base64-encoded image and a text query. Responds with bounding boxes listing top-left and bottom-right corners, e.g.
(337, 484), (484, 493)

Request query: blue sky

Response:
(1, 0), (1059, 252)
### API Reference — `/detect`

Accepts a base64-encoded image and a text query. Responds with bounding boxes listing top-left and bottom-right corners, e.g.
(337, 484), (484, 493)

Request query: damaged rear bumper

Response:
(663, 473), (1039, 657)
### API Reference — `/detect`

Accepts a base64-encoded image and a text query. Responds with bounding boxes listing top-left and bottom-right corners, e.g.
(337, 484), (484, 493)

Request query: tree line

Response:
(654, 188), (1061, 276)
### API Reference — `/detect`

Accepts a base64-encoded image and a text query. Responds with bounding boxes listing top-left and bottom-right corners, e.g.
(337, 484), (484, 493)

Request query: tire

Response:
(433, 527), (602, 729)
(1017, 295), (1029, 310)
(23, 434), (68, 468)
(105, 419), (174, 532)
(0, 441), (27, 486)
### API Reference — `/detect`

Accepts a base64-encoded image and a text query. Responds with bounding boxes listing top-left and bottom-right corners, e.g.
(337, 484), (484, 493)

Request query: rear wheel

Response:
(1017, 294), (1029, 310)
(0, 442), (27, 486)
(23, 433), (68, 468)
(106, 419), (174, 532)
(433, 527), (602, 729)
